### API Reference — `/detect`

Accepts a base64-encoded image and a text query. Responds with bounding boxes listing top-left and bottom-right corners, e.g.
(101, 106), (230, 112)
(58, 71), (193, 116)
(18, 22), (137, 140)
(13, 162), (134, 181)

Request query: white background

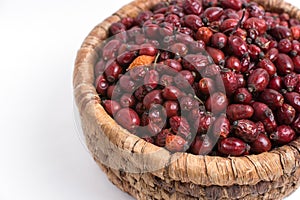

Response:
(0, 0), (300, 199)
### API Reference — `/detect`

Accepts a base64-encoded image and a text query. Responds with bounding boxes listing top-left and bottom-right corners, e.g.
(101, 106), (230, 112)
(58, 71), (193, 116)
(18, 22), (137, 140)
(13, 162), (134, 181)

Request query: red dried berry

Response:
(250, 133), (272, 154)
(165, 134), (187, 152)
(226, 104), (254, 122)
(270, 125), (296, 145)
(218, 137), (249, 156)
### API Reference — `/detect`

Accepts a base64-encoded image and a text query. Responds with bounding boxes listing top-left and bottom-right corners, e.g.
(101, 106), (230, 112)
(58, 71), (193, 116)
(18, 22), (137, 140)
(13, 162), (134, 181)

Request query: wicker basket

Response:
(73, 0), (300, 199)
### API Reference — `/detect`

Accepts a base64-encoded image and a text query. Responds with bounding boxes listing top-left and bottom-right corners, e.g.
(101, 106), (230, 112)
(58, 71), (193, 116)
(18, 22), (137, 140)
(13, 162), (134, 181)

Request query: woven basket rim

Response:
(73, 0), (300, 186)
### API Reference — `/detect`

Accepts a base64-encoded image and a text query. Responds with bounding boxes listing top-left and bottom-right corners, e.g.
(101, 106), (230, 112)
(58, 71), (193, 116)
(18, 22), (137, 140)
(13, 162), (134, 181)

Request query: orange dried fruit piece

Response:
(128, 55), (155, 70)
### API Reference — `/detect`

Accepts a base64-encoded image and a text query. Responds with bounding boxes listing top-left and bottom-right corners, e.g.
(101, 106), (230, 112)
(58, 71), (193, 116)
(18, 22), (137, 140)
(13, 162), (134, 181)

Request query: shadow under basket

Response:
(73, 0), (300, 199)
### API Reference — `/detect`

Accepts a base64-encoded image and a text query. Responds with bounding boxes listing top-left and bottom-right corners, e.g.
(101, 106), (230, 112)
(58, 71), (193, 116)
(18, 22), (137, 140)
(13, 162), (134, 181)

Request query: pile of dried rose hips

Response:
(94, 0), (300, 156)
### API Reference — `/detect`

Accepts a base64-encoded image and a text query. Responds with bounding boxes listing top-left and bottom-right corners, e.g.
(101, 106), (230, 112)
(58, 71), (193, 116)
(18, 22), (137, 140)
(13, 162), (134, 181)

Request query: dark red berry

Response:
(115, 108), (140, 131)
(109, 22), (126, 35)
(278, 39), (292, 53)
(218, 137), (248, 156)
(205, 92), (229, 114)
(195, 112), (215, 134)
(119, 75), (136, 93)
(225, 56), (242, 72)
(259, 89), (284, 110)
(275, 53), (294, 75)
(216, 70), (238, 96)
(277, 103), (296, 125)
(265, 48), (279, 62)
(270, 26), (292, 40)
(183, 14), (204, 31)
(198, 78), (215, 95)
(257, 58), (276, 77)
(284, 92), (300, 112)
(104, 61), (122, 83)
(102, 39), (122, 61)
(270, 125), (296, 145)
(226, 104), (254, 122)
(247, 68), (270, 93)
(228, 35), (249, 57)
(233, 88), (252, 104)
(211, 32), (228, 49)
(243, 17), (267, 35)
(233, 119), (258, 143)
(283, 72), (298, 91)
(250, 133), (272, 154)
(183, 0), (203, 15)
(174, 70), (195, 89)
(144, 69), (159, 91)
(268, 75), (283, 91)
(155, 129), (172, 147)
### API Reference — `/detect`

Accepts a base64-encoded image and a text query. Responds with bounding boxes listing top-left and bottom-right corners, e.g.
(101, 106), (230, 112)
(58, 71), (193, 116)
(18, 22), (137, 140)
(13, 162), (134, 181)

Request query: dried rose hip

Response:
(277, 103), (296, 125)
(250, 133), (272, 154)
(226, 104), (254, 122)
(218, 137), (249, 156)
(270, 125), (296, 145)
(233, 119), (258, 143)
(247, 68), (270, 93)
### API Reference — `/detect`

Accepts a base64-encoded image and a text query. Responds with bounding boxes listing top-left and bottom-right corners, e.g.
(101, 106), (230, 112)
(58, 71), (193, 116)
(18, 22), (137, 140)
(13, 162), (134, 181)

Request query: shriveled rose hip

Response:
(257, 58), (276, 77)
(183, 0), (203, 15)
(203, 7), (224, 23)
(233, 88), (253, 104)
(233, 119), (258, 143)
(265, 48), (279, 62)
(216, 69), (238, 96)
(205, 92), (228, 114)
(220, 0), (242, 10)
(247, 68), (270, 93)
(243, 17), (267, 35)
(155, 129), (172, 147)
(277, 103), (296, 125)
(218, 137), (249, 156)
(250, 133), (272, 154)
(283, 72), (298, 91)
(284, 92), (300, 112)
(259, 89), (284, 110)
(226, 104), (254, 122)
(270, 125), (296, 145)
(195, 112), (215, 134)
(228, 35), (249, 57)
(196, 27), (213, 44)
(95, 75), (109, 96)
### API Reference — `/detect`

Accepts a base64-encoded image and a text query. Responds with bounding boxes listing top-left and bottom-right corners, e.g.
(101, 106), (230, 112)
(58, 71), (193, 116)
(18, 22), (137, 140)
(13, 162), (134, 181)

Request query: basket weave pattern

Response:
(74, 0), (300, 199)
